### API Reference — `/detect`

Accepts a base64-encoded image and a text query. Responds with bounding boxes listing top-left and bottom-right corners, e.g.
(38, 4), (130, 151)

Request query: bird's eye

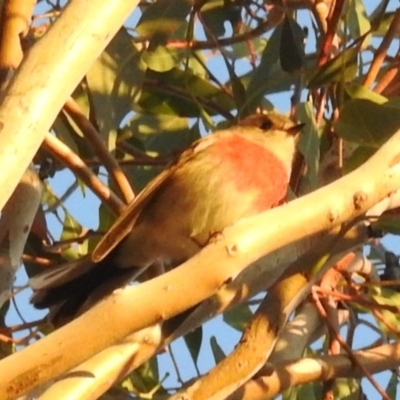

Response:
(258, 117), (273, 130)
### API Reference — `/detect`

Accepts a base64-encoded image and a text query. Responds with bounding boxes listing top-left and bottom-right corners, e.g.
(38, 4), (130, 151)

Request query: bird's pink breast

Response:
(212, 135), (290, 212)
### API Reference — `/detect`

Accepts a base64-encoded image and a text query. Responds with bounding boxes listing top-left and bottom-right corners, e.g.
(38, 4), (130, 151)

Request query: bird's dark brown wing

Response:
(91, 133), (218, 262)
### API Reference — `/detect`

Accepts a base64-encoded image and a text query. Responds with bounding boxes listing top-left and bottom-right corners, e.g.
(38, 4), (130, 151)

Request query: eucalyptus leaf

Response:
(344, 82), (387, 104)
(184, 326), (203, 364)
(223, 303), (252, 332)
(141, 46), (184, 72)
(335, 99), (400, 146)
(210, 336), (225, 364)
(242, 24), (282, 116)
(307, 45), (359, 88)
(374, 214), (400, 235)
(139, 68), (235, 117)
(86, 28), (146, 144)
(200, 0), (242, 38)
(121, 113), (199, 191)
(136, 0), (192, 36)
(348, 0), (371, 43)
(343, 145), (376, 173)
(296, 102), (320, 190)
(280, 15), (305, 73)
(385, 371), (398, 400)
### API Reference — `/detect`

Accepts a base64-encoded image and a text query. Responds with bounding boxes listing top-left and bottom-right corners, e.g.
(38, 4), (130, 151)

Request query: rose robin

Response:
(30, 112), (304, 325)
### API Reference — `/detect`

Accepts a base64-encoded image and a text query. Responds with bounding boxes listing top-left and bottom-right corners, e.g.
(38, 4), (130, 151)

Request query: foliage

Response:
(1, 0), (400, 399)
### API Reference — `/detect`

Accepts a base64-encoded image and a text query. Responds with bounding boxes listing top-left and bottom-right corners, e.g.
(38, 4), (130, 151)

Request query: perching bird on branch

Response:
(30, 112), (304, 326)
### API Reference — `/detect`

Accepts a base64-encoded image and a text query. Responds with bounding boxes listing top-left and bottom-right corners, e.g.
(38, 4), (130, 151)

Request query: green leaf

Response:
(210, 336), (225, 364)
(372, 11), (394, 36)
(374, 214), (400, 235)
(344, 82), (387, 104)
(385, 371), (398, 400)
(139, 68), (235, 117)
(335, 99), (400, 146)
(184, 326), (203, 364)
(141, 46), (183, 72)
(121, 358), (164, 395)
(200, 0), (242, 38)
(296, 101), (320, 190)
(121, 113), (199, 191)
(53, 112), (94, 161)
(60, 209), (87, 259)
(223, 303), (252, 332)
(228, 37), (267, 60)
(334, 378), (360, 399)
(307, 45), (359, 88)
(242, 24), (282, 116)
(86, 28), (146, 143)
(61, 211), (82, 242)
(223, 55), (246, 110)
(283, 382), (320, 400)
(347, 0), (371, 43)
(96, 202), (116, 251)
(343, 145), (376, 173)
(372, 289), (400, 337)
(126, 112), (196, 153)
(280, 15), (305, 73)
(136, 0), (192, 37)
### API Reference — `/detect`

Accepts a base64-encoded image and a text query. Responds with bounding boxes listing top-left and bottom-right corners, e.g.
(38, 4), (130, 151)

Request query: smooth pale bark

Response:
(0, 0), (140, 212)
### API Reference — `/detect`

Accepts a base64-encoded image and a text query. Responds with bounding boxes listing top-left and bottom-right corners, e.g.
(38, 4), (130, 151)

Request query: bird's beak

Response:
(287, 122), (306, 136)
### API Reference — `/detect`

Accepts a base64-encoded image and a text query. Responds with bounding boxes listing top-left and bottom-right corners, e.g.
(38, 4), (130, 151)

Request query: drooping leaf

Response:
(136, 0), (192, 37)
(372, 10), (394, 36)
(210, 336), (225, 364)
(241, 24), (282, 116)
(126, 112), (196, 153)
(53, 111), (95, 162)
(227, 37), (267, 60)
(141, 46), (184, 72)
(223, 303), (252, 332)
(184, 326), (203, 364)
(343, 145), (376, 173)
(60, 209), (87, 259)
(200, 0), (242, 38)
(307, 45), (360, 88)
(373, 214), (400, 235)
(347, 0), (371, 44)
(296, 102), (320, 190)
(371, 288), (400, 338)
(385, 371), (399, 400)
(222, 53), (246, 110)
(120, 113), (199, 191)
(334, 378), (361, 399)
(139, 68), (235, 117)
(120, 358), (165, 395)
(86, 28), (146, 144)
(280, 14), (305, 73)
(344, 82), (387, 104)
(335, 99), (400, 146)
(283, 382), (320, 400)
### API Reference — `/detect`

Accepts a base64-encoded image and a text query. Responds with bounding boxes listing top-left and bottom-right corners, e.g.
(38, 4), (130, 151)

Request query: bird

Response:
(30, 112), (304, 326)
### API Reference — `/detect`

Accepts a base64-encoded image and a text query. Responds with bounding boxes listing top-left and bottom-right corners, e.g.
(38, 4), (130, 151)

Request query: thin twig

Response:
(135, 16), (279, 51)
(363, 7), (400, 88)
(312, 287), (390, 400)
(43, 133), (125, 216)
(64, 97), (135, 203)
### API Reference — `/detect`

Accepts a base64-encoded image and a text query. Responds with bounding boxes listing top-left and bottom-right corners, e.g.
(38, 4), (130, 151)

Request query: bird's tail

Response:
(29, 255), (135, 326)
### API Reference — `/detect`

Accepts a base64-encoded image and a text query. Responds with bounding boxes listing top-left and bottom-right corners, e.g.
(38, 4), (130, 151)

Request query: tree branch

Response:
(2, 124), (400, 399)
(0, 0), (140, 212)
